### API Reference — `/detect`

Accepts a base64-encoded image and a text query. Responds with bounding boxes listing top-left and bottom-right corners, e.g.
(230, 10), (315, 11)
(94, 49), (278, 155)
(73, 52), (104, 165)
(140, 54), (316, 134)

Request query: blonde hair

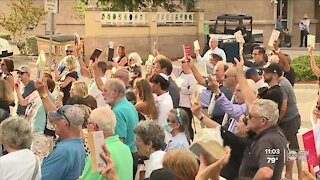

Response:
(163, 149), (199, 180)
(0, 79), (14, 103)
(71, 81), (88, 97)
(63, 55), (78, 71)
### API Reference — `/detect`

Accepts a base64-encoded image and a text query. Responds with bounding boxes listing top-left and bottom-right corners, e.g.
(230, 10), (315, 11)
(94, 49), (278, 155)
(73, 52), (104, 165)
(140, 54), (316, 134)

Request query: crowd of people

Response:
(0, 35), (319, 180)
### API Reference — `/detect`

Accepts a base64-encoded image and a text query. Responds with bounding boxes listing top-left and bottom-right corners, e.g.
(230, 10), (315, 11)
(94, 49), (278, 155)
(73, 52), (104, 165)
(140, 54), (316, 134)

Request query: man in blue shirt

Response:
(41, 105), (86, 180)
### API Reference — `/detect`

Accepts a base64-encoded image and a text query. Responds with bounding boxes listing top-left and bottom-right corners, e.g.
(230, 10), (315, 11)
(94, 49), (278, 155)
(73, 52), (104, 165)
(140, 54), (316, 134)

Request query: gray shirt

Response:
(279, 78), (300, 122)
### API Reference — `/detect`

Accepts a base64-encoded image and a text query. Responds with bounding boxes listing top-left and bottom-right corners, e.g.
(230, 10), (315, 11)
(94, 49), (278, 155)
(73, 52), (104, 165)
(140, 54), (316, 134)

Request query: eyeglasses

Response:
(57, 108), (71, 125)
(244, 113), (268, 121)
(18, 72), (26, 75)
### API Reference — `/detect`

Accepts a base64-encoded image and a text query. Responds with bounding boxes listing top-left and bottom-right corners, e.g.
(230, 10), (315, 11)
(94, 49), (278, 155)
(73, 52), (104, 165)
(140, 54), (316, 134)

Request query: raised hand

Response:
(100, 145), (118, 180)
(234, 57), (244, 73)
(195, 146), (231, 180)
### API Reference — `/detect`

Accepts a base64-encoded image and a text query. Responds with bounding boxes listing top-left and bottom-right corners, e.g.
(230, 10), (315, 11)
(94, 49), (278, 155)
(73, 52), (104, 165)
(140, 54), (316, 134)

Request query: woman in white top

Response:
(164, 108), (190, 152)
(172, 58), (197, 140)
(133, 120), (166, 179)
(0, 116), (41, 179)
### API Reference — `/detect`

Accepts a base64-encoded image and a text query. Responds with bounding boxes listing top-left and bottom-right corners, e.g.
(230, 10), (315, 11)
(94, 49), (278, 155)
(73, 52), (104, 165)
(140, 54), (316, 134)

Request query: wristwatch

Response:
(41, 93), (48, 99)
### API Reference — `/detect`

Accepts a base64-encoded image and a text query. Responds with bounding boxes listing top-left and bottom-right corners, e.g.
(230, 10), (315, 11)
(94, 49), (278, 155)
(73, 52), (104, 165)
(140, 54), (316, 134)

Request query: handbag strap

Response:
(31, 155), (39, 180)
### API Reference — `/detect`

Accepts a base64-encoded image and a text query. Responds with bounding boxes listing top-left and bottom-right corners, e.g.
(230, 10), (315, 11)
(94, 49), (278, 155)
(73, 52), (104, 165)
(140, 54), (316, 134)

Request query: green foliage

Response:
(73, 1), (87, 19)
(291, 55), (320, 81)
(0, 32), (11, 40)
(0, 0), (46, 40)
(17, 36), (38, 55)
(74, 0), (196, 19)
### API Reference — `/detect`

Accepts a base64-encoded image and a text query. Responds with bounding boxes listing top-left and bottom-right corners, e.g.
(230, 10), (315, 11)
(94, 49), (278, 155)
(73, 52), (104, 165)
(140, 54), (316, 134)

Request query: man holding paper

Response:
(195, 36), (226, 75)
(82, 107), (133, 180)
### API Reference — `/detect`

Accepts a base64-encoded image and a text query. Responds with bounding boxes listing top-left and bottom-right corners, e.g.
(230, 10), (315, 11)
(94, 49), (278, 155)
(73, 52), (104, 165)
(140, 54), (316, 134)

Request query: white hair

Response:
(128, 52), (143, 64)
(252, 99), (279, 126)
(88, 106), (116, 133)
(0, 116), (32, 149)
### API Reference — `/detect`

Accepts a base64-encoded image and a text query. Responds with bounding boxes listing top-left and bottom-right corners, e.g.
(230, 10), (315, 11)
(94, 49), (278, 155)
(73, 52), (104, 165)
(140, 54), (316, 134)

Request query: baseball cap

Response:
(48, 105), (85, 127)
(262, 63), (283, 77)
(245, 67), (259, 78)
(17, 65), (31, 74)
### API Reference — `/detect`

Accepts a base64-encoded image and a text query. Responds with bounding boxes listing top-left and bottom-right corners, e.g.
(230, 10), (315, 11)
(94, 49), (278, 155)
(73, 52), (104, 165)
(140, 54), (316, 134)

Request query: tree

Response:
(0, 0), (46, 40)
(73, 0), (196, 19)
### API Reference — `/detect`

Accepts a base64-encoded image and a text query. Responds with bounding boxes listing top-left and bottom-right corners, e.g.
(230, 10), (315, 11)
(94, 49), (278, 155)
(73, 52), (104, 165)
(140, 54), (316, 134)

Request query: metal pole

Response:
(48, 12), (54, 73)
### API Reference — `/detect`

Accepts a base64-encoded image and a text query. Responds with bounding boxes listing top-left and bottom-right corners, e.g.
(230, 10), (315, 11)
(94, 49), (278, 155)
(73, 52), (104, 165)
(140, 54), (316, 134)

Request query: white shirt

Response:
(145, 150), (166, 179)
(172, 68), (197, 108)
(299, 19), (310, 32)
(156, 92), (173, 143)
(196, 47), (227, 69)
(0, 149), (41, 180)
(88, 77), (107, 107)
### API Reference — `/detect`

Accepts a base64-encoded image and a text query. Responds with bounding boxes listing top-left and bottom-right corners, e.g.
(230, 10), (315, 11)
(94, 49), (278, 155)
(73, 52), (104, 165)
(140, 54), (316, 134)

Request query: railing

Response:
(100, 12), (147, 25)
(156, 12), (195, 24)
(99, 12), (196, 25)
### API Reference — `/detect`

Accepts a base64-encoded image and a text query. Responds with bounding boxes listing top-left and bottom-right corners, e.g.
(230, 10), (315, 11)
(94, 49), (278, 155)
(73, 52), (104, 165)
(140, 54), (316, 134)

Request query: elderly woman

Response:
(0, 116), (41, 179)
(164, 108), (190, 151)
(134, 120), (166, 179)
(54, 55), (79, 105)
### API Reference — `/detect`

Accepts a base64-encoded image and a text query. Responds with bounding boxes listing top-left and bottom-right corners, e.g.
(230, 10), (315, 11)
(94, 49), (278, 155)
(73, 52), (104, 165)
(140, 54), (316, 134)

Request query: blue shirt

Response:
(165, 132), (189, 152)
(276, 20), (283, 30)
(41, 138), (85, 180)
(112, 98), (139, 153)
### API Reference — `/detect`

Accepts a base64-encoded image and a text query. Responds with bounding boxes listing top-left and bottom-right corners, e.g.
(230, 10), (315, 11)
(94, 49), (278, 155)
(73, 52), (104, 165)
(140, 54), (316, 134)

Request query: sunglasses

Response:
(57, 108), (71, 125)
(66, 50), (73, 53)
